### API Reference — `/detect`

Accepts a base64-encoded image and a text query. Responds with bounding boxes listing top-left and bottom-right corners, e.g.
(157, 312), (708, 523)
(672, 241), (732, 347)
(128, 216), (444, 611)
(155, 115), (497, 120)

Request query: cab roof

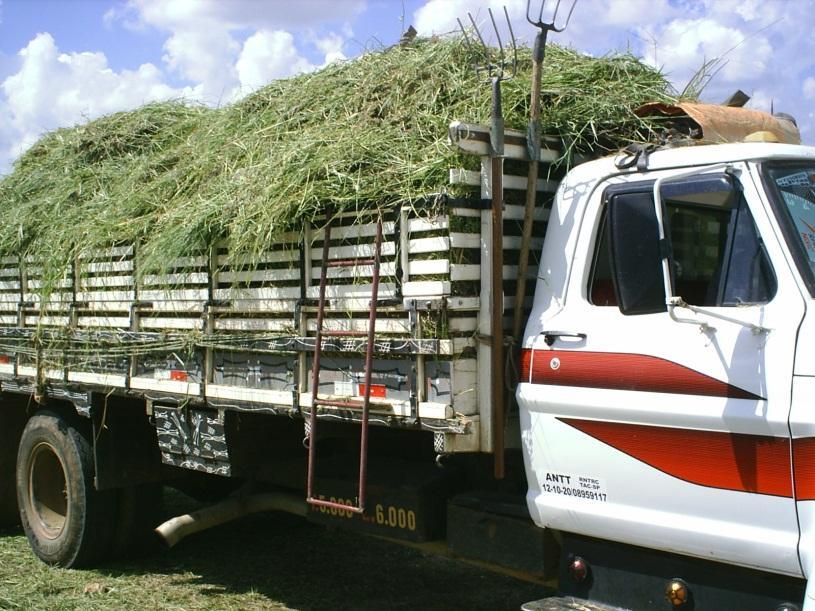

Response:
(568, 142), (815, 185)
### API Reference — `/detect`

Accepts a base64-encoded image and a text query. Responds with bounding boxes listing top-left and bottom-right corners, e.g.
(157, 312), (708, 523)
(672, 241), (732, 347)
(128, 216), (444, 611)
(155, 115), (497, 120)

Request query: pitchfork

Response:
(511, 0), (577, 350)
(457, 8), (517, 158)
(457, 8), (517, 479)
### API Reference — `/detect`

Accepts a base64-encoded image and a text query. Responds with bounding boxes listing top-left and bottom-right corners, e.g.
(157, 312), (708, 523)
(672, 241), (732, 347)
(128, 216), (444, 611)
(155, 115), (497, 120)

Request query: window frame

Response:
(589, 175), (776, 311)
(759, 161), (815, 298)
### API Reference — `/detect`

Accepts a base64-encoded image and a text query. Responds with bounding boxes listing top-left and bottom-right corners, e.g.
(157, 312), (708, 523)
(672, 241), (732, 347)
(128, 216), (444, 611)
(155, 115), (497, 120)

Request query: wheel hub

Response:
(28, 442), (69, 540)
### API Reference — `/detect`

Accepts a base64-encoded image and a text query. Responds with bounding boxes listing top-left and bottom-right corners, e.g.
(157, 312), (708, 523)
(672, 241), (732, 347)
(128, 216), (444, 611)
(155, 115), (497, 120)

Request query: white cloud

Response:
(127, 0), (365, 31)
(746, 89), (773, 113)
(415, 0), (515, 34)
(642, 18), (772, 88)
(314, 32), (348, 65)
(0, 0), (364, 172)
(0, 33), (183, 172)
(2, 0), (814, 175)
(237, 30), (315, 94)
(602, 0), (674, 26)
(733, 0), (762, 22)
(413, 0), (815, 144)
(413, 0), (675, 54)
(112, 0), (356, 103)
(161, 24), (240, 102)
(804, 77), (815, 100)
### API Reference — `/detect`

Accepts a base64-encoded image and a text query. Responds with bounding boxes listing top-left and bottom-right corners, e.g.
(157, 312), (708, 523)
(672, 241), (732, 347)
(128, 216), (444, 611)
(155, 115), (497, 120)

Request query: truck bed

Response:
(0, 122), (560, 462)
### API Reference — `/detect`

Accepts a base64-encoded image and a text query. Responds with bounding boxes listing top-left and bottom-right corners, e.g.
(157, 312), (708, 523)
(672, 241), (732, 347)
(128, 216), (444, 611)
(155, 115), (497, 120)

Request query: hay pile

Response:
(0, 36), (675, 286)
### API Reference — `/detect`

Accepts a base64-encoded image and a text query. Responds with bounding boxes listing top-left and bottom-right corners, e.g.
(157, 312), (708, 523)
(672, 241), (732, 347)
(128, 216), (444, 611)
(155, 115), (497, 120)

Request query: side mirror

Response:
(661, 174), (735, 209)
(608, 191), (666, 315)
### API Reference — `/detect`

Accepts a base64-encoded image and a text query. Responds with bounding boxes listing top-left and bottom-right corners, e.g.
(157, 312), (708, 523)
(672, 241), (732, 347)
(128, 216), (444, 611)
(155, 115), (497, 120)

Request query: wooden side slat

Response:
(77, 316), (131, 328)
(306, 282), (398, 299)
(449, 169), (558, 192)
(311, 242), (396, 261)
(409, 236), (450, 254)
(82, 260), (134, 273)
(402, 281), (450, 297)
(139, 289), (209, 302)
(80, 276), (134, 288)
(219, 269), (301, 284)
(214, 318), (296, 332)
(408, 259), (450, 276)
(310, 262), (396, 280)
(450, 264), (539, 282)
(306, 318), (411, 334)
(214, 286), (301, 301)
(313, 220), (396, 241)
(407, 217), (449, 232)
(217, 249), (298, 266)
(141, 318), (204, 330)
(142, 272), (209, 286)
(78, 245), (133, 259)
(76, 290), (135, 302)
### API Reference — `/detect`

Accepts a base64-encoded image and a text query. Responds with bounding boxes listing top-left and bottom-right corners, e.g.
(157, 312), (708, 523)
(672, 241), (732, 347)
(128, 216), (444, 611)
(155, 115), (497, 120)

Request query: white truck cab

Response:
(518, 143), (815, 609)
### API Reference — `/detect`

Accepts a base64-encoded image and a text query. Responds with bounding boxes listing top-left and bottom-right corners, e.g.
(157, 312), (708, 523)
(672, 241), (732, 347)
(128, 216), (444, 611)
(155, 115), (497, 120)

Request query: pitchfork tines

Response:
(527, 0), (577, 32)
(456, 7), (518, 83)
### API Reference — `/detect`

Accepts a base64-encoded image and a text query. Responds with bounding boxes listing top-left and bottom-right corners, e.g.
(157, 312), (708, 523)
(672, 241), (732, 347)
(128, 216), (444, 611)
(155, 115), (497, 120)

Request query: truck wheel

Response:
(16, 410), (115, 567)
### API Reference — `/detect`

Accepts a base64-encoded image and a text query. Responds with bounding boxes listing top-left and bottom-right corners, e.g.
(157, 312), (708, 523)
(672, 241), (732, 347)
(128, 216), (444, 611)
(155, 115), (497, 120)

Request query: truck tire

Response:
(16, 410), (115, 567)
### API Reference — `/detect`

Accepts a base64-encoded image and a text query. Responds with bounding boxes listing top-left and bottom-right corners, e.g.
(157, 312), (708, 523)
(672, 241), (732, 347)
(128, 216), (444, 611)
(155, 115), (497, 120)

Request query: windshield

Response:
(763, 162), (815, 295)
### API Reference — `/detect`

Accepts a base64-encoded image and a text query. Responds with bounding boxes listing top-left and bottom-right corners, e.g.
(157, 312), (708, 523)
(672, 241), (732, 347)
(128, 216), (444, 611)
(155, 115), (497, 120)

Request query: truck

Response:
(1, 91), (814, 609)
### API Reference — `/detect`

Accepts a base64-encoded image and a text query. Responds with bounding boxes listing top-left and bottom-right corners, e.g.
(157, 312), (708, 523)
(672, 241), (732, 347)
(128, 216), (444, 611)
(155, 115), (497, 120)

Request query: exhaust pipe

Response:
(155, 491), (307, 548)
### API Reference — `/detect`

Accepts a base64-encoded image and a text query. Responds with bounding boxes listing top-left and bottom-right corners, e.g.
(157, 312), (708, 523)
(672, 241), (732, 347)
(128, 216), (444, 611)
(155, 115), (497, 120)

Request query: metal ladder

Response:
(305, 215), (383, 514)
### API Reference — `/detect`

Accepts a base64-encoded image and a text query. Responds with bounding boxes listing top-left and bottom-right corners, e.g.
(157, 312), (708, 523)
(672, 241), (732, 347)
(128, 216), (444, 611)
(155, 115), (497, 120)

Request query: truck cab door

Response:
(518, 163), (805, 577)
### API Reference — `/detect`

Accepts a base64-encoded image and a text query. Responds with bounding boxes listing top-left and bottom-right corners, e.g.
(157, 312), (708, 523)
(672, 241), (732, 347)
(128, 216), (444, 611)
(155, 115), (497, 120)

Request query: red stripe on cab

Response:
(793, 437), (815, 501)
(561, 418), (792, 497)
(519, 349), (760, 400)
(519, 348), (533, 383)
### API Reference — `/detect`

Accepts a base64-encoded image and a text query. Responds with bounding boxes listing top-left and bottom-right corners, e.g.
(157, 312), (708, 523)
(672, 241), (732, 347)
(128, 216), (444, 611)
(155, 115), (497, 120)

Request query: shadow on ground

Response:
(99, 491), (553, 611)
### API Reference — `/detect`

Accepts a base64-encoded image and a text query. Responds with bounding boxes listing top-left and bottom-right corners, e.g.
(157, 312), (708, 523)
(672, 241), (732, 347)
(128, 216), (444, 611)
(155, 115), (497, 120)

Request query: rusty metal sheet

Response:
(637, 101), (801, 145)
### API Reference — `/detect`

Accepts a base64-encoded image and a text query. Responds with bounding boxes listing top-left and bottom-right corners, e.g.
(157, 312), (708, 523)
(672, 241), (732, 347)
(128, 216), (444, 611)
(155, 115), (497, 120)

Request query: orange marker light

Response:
(666, 578), (689, 607)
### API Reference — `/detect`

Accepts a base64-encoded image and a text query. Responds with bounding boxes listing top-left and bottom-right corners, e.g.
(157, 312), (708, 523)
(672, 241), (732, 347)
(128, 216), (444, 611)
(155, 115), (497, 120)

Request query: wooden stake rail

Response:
(0, 122), (564, 455)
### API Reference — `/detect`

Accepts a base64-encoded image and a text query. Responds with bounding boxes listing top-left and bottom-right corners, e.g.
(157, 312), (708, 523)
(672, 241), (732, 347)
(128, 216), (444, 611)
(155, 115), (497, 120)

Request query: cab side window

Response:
(588, 182), (776, 310)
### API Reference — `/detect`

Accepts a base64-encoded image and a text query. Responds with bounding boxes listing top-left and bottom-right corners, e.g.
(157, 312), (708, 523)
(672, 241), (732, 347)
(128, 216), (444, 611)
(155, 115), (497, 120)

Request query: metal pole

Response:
(306, 221), (332, 503)
(512, 28), (548, 349)
(357, 217), (383, 512)
(490, 76), (506, 480)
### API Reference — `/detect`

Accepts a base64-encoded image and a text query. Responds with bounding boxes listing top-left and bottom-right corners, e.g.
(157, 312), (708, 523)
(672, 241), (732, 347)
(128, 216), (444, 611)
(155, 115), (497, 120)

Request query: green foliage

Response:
(0, 36), (675, 292)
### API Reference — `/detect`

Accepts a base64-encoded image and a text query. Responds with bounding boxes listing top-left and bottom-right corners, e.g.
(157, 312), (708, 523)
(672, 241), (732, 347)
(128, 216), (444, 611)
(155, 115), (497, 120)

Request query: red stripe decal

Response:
(519, 348), (533, 383)
(560, 418), (792, 497)
(520, 349), (760, 400)
(793, 437), (815, 501)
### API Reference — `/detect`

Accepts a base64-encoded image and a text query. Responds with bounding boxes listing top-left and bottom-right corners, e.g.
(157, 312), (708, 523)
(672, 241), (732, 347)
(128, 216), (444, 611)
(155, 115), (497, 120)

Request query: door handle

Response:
(541, 330), (587, 346)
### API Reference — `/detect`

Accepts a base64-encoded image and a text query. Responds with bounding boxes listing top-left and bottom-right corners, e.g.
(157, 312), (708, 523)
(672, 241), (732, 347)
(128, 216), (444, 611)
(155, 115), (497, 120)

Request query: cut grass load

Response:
(0, 35), (676, 296)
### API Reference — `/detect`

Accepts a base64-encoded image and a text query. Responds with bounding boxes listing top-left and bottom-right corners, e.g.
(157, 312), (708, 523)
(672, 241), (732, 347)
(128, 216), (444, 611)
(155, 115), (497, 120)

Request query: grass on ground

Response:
(0, 490), (550, 611)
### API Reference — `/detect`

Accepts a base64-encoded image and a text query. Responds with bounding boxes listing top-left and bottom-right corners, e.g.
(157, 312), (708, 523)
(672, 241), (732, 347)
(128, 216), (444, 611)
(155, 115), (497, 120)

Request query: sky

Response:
(0, 0), (813, 175)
